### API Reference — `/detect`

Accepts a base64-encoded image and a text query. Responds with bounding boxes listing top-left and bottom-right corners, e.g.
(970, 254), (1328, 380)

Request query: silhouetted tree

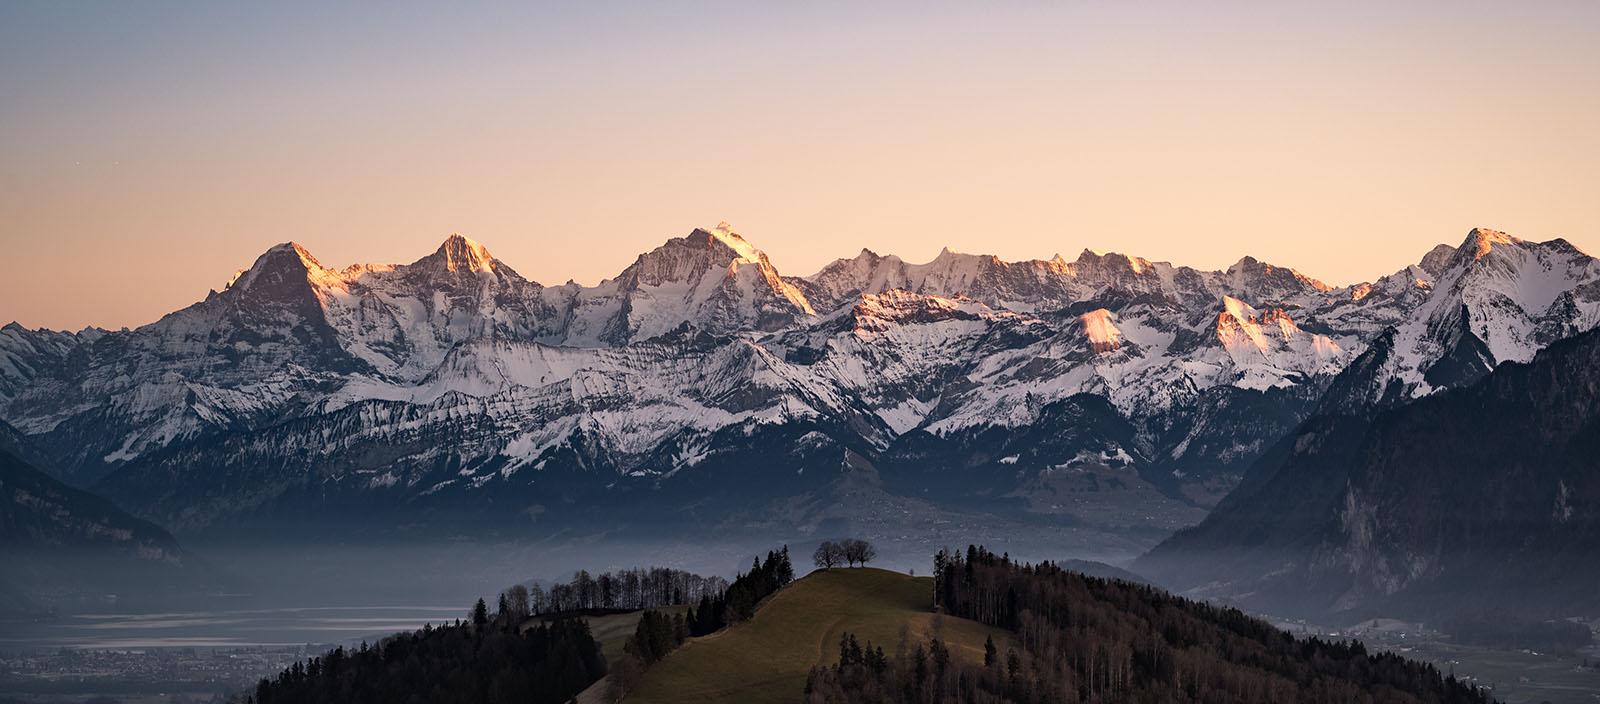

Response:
(814, 541), (844, 569)
(470, 598), (488, 628)
(842, 539), (876, 567)
(504, 584), (530, 622)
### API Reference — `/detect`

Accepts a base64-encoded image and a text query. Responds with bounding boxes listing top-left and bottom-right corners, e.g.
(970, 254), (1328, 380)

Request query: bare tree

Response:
(836, 538), (877, 567)
(574, 570), (596, 609)
(842, 539), (876, 567)
(504, 584), (531, 621)
(528, 583), (546, 614)
(813, 540), (844, 569)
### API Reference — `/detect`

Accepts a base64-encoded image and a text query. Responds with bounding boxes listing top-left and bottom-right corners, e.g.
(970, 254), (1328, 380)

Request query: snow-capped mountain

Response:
(2, 225), (1594, 541)
(1320, 228), (1600, 412)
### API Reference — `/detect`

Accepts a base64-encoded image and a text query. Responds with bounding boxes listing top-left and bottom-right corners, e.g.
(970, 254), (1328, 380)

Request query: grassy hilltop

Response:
(626, 567), (1010, 704)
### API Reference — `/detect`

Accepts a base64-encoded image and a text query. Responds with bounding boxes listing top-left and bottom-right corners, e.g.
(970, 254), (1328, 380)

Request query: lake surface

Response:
(0, 604), (467, 651)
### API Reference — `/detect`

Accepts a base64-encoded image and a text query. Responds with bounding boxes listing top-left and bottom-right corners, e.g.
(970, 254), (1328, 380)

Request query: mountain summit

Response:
(419, 233), (499, 274)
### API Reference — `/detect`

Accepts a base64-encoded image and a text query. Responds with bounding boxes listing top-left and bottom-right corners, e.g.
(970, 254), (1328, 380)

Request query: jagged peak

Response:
(1461, 227), (1521, 260)
(256, 241), (326, 269)
(686, 222), (762, 263)
(417, 233), (497, 273)
(918, 246), (998, 269)
(264, 241), (309, 255)
(830, 248), (884, 267)
(630, 224), (770, 277)
(1226, 255), (1331, 292)
(230, 241), (337, 292)
(1418, 243), (1457, 276)
(1075, 248), (1155, 275)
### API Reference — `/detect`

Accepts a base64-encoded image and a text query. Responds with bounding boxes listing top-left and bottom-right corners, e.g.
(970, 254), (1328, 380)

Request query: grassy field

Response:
(627, 568), (1013, 704)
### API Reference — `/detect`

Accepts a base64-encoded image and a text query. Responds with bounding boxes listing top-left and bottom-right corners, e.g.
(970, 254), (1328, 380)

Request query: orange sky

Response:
(3, 2), (1597, 330)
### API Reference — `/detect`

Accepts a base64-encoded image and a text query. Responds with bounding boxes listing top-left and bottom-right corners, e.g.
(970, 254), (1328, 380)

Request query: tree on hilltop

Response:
(842, 539), (876, 567)
(814, 541), (844, 569)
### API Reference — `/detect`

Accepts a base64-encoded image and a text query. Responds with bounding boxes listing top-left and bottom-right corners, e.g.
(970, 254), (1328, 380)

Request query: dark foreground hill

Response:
(1136, 327), (1600, 624)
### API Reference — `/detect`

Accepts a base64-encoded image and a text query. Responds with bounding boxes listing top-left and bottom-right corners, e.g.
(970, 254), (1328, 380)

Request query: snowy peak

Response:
(1072, 249), (1155, 278)
(1461, 227), (1520, 261)
(1327, 228), (1600, 409)
(564, 224), (816, 345)
(1225, 255), (1331, 296)
(228, 241), (345, 296)
(1438, 228), (1598, 315)
(416, 234), (498, 274)
(694, 222), (763, 264)
(626, 224), (772, 286)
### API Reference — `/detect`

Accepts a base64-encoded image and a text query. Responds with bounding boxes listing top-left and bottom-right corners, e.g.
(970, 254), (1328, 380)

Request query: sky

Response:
(2, 1), (1597, 330)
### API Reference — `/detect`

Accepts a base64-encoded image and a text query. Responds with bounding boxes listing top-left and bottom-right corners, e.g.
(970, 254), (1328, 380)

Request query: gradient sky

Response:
(3, 1), (1597, 330)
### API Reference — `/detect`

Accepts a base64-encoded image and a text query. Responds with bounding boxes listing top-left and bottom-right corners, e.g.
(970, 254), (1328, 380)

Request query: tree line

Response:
(239, 613), (604, 704)
(1444, 612), (1593, 655)
(806, 630), (1027, 704)
(494, 566), (729, 619)
(901, 545), (1496, 704)
(237, 562), (735, 704)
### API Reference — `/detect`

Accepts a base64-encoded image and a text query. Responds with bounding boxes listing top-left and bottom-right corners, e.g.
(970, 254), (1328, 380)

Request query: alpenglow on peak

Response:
(425, 234), (497, 273)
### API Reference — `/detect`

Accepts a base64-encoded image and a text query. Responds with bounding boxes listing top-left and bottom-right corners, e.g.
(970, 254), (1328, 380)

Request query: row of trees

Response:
(496, 566), (729, 619)
(924, 545), (1492, 704)
(813, 538), (876, 569)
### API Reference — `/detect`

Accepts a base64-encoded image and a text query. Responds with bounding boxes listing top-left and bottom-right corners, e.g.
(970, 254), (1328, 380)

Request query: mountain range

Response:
(2, 225), (1596, 553)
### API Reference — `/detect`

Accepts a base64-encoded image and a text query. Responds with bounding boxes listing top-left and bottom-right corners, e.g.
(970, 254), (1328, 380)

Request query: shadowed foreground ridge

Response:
(907, 546), (1492, 703)
(1138, 326), (1600, 623)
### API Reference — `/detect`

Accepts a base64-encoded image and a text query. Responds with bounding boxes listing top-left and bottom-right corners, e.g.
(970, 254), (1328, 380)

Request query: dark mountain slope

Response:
(1136, 328), (1600, 623)
(0, 425), (210, 615)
